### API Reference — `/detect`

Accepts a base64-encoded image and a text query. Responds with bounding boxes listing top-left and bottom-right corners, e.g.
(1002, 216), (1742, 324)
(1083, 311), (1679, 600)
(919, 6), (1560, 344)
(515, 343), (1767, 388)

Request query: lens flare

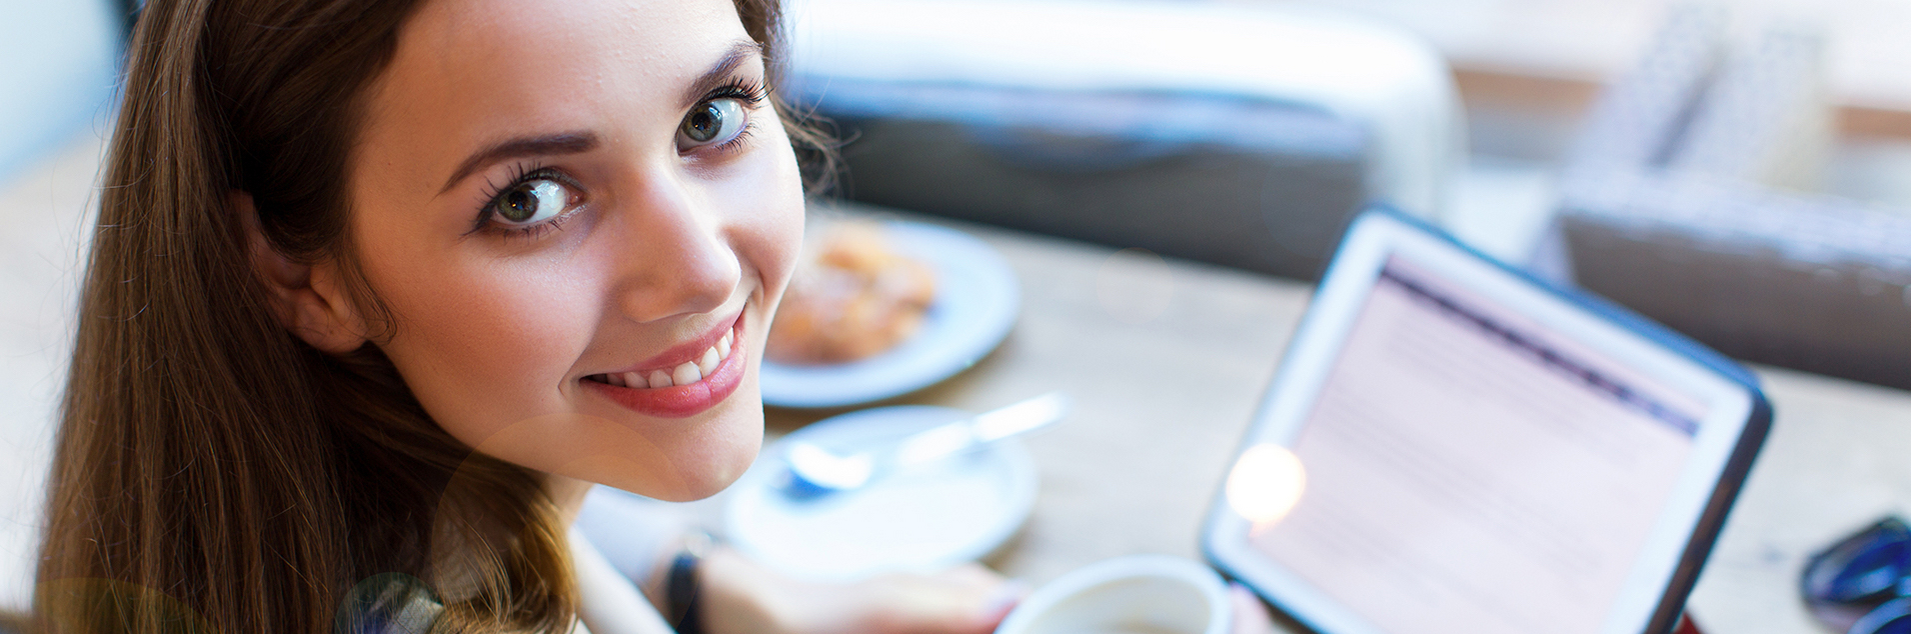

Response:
(1226, 443), (1306, 526)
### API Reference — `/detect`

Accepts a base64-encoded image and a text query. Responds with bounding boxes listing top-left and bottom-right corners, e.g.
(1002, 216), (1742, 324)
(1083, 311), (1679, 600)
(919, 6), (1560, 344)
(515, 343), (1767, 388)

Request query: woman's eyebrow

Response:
(440, 132), (598, 195)
(680, 40), (766, 110)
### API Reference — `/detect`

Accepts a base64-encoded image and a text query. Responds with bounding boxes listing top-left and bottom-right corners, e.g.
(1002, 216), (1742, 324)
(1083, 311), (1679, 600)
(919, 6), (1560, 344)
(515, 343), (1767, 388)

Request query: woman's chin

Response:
(610, 409), (763, 502)
(659, 443), (760, 502)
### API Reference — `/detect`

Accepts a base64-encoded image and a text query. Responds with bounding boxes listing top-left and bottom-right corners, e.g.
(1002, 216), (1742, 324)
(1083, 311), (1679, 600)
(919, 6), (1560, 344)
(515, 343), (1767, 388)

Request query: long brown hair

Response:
(32, 0), (816, 632)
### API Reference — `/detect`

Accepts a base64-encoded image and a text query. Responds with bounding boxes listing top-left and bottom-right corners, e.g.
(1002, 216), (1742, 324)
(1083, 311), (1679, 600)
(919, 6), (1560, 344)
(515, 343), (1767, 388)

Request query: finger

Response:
(977, 579), (1028, 623)
(855, 570), (1026, 634)
(938, 563), (1008, 588)
(1230, 583), (1277, 634)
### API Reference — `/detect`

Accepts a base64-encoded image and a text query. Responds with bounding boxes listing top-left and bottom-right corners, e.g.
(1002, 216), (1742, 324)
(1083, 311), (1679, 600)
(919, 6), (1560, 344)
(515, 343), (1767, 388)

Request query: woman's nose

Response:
(608, 175), (742, 324)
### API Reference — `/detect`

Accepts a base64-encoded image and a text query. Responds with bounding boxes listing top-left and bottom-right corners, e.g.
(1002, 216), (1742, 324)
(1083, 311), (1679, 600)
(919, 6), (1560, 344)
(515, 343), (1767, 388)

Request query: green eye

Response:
(683, 103), (722, 143)
(492, 179), (567, 224)
(677, 98), (748, 150)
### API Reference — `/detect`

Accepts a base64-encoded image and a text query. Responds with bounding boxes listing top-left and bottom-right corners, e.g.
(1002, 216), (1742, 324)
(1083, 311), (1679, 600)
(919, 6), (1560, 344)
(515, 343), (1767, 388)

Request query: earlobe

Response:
(234, 191), (370, 354)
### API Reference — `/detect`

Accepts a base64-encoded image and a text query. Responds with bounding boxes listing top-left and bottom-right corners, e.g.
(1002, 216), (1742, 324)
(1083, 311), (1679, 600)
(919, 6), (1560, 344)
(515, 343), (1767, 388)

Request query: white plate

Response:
(760, 221), (1020, 408)
(724, 406), (1039, 582)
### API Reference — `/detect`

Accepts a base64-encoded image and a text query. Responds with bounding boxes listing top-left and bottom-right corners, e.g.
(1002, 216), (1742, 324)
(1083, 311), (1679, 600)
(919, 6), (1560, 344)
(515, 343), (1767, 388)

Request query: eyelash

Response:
(469, 163), (578, 240)
(694, 78), (767, 156)
(464, 78), (770, 240)
(709, 77), (768, 110)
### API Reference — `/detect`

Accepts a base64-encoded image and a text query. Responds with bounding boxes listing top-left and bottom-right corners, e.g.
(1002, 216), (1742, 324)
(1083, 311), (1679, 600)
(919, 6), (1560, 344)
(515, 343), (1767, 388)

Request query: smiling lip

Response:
(582, 313), (747, 419)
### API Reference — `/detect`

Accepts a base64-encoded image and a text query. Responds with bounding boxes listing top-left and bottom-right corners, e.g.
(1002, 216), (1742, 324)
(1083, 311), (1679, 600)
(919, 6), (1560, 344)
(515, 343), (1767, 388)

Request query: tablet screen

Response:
(1251, 254), (1709, 634)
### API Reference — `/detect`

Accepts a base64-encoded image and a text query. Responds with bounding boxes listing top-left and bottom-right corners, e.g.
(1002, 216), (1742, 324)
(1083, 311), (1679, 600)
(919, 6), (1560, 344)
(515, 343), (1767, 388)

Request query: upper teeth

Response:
(594, 329), (735, 389)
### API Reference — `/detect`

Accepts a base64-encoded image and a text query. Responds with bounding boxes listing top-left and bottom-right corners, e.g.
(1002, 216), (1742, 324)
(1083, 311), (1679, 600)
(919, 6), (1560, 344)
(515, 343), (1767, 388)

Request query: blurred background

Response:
(7, 0), (1911, 618)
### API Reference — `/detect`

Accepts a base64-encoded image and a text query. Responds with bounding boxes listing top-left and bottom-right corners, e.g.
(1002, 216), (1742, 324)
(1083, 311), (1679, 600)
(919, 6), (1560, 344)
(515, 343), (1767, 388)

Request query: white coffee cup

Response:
(993, 554), (1231, 634)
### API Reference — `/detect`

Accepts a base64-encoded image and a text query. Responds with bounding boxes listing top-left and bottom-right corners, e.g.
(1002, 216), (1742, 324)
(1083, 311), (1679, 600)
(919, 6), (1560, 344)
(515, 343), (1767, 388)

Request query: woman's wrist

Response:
(696, 545), (792, 634)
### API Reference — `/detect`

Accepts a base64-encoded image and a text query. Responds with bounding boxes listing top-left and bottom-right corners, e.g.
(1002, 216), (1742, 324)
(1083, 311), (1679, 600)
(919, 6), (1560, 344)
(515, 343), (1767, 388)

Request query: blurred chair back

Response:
(1557, 5), (1911, 390)
(785, 0), (1462, 279)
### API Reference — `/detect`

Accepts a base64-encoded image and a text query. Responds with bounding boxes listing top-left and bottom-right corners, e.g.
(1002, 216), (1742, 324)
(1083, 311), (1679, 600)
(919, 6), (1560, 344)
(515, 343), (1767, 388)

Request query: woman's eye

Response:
(490, 178), (571, 226)
(677, 98), (748, 150)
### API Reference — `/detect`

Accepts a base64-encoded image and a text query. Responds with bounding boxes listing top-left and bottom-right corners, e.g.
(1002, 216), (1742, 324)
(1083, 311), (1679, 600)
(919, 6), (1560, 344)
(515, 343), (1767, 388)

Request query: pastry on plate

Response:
(768, 224), (937, 365)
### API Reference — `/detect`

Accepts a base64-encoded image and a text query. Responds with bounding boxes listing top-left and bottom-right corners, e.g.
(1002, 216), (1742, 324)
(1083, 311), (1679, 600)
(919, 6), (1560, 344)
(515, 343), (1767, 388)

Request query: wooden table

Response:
(757, 202), (1911, 634)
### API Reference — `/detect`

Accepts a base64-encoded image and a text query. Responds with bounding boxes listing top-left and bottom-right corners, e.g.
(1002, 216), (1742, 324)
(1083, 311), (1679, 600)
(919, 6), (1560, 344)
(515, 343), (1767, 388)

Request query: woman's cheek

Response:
(735, 122), (807, 305)
(381, 259), (599, 444)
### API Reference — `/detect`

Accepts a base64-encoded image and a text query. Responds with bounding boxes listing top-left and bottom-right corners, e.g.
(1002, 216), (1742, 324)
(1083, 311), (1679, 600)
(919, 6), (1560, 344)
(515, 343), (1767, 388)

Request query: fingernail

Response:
(985, 579), (1032, 613)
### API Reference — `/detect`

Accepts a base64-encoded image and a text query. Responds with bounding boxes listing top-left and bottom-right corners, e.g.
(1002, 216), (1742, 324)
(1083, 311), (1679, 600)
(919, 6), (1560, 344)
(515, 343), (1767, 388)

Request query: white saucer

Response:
(724, 406), (1039, 582)
(759, 221), (1020, 408)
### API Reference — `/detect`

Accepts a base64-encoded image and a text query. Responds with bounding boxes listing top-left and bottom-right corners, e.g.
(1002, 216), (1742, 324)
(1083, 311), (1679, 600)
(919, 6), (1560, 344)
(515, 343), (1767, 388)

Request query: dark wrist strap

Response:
(664, 530), (714, 634)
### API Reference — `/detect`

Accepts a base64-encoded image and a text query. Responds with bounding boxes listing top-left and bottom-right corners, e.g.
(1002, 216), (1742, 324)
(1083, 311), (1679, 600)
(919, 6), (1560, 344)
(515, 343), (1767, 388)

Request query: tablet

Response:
(1203, 206), (1771, 634)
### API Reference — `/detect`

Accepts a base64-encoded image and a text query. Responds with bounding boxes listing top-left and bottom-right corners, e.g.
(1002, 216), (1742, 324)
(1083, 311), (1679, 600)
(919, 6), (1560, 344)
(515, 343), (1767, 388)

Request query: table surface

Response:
(762, 203), (1911, 634)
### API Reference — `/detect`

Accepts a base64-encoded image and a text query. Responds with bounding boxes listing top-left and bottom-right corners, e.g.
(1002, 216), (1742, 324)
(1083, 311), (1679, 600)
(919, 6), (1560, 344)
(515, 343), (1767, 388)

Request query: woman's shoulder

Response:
(335, 573), (444, 634)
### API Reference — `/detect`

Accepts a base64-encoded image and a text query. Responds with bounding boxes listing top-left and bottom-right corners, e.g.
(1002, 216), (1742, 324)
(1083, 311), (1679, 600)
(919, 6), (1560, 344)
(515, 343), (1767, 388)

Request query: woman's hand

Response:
(698, 547), (1022, 634)
(689, 545), (1274, 634)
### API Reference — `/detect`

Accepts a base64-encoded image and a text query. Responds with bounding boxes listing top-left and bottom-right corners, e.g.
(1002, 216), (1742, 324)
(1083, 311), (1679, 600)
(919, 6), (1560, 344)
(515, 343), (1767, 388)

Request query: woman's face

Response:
(346, 0), (803, 501)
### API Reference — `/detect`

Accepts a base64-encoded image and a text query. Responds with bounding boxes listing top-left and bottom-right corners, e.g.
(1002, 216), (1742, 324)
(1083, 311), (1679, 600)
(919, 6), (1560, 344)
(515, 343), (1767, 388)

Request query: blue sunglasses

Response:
(1802, 517), (1911, 634)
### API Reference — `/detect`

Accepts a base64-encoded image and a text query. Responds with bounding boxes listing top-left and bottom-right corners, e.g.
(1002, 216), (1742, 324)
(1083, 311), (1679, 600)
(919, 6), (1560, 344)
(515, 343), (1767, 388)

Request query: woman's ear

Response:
(234, 191), (370, 354)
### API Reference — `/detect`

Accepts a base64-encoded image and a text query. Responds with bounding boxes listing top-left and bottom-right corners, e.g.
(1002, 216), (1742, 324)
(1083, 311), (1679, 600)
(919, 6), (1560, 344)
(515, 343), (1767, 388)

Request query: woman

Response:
(32, 0), (1018, 631)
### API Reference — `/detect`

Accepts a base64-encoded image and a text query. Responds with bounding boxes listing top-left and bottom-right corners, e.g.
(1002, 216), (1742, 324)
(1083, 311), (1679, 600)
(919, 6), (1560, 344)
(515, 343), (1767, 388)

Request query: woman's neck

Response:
(425, 472), (595, 603)
(546, 473), (594, 527)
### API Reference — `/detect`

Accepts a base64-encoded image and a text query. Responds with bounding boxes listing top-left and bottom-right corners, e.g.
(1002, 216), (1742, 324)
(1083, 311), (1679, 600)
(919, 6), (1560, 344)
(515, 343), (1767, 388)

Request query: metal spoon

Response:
(780, 392), (1069, 499)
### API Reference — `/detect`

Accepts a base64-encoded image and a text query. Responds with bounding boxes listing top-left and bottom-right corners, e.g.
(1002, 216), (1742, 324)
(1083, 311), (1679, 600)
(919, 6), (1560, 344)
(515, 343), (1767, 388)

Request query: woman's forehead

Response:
(399, 0), (746, 68)
(359, 0), (754, 175)
(351, 0), (760, 206)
